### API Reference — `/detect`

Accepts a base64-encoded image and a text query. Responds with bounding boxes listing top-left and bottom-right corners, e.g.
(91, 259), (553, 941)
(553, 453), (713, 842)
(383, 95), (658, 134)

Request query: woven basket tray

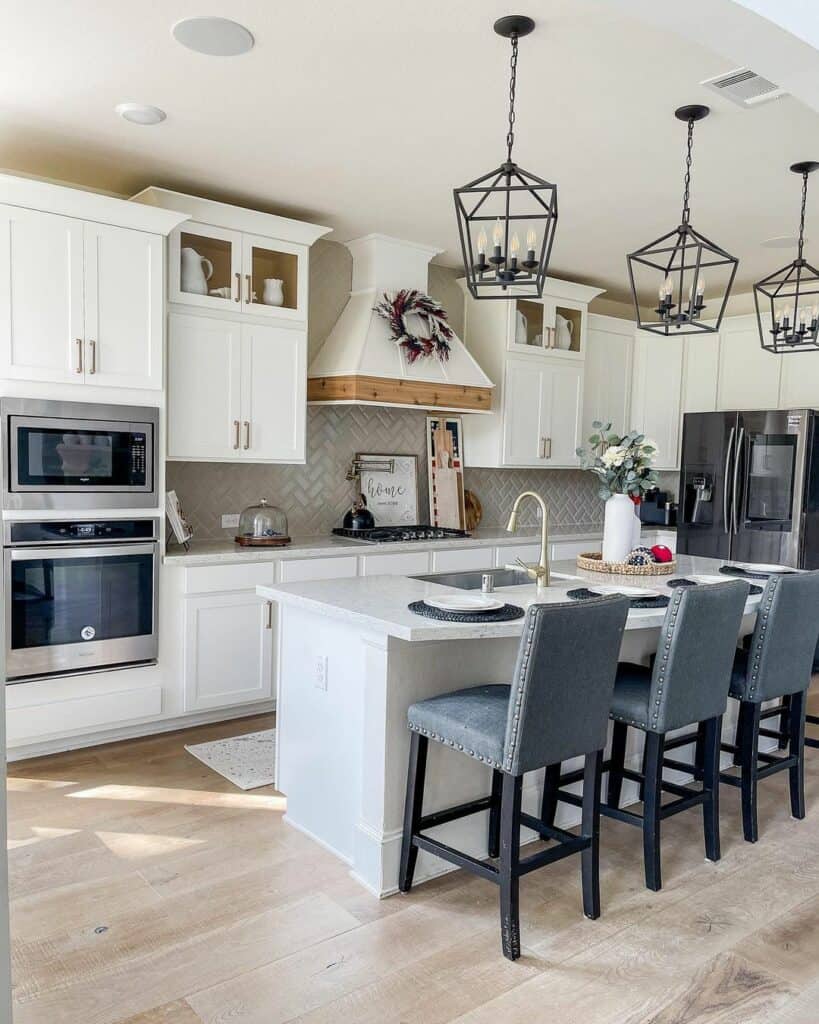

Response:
(576, 551), (677, 576)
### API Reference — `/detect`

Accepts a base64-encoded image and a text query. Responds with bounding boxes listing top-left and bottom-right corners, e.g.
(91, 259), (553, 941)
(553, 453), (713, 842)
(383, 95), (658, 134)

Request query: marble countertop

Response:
(163, 524), (605, 566)
(257, 555), (763, 642)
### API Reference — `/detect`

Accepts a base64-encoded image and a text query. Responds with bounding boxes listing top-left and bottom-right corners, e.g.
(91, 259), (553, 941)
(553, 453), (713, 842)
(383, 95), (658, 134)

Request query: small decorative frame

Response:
(426, 416), (466, 529)
(166, 489), (192, 550)
(355, 453), (419, 526)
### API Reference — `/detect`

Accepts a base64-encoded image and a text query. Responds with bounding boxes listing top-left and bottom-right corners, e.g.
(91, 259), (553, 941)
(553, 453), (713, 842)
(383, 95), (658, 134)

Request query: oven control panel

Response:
(6, 519), (158, 545)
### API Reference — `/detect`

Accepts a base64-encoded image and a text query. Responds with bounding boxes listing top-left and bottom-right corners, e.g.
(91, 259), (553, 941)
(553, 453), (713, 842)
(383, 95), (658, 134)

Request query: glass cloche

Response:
(235, 498), (290, 547)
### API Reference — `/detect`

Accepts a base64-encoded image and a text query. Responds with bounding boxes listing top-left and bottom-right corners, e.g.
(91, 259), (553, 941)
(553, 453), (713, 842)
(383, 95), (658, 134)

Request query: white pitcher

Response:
(180, 248), (213, 295)
(262, 278), (285, 307)
(555, 313), (574, 350)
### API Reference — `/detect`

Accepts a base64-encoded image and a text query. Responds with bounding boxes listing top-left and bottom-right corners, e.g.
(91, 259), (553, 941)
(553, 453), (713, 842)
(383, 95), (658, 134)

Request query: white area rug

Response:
(185, 729), (277, 790)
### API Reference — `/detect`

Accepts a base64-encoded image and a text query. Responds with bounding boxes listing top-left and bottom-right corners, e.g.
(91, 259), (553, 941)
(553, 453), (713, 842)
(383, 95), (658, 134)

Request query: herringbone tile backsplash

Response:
(167, 406), (606, 539)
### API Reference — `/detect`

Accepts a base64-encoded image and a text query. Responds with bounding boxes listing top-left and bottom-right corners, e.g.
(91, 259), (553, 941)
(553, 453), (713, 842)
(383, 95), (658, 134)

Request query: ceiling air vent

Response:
(700, 67), (786, 108)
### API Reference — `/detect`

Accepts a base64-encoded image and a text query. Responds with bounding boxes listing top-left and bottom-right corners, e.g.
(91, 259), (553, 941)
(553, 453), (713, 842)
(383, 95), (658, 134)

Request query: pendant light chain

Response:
(506, 32), (518, 163)
(798, 171), (809, 262)
(681, 117), (695, 224)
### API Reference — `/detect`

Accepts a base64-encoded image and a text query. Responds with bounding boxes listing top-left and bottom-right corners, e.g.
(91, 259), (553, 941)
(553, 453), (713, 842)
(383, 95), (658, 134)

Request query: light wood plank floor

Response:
(7, 696), (819, 1024)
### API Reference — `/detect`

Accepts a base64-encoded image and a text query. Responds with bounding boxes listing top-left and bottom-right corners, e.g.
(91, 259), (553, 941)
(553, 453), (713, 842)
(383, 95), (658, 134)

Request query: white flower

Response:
(601, 445), (626, 468)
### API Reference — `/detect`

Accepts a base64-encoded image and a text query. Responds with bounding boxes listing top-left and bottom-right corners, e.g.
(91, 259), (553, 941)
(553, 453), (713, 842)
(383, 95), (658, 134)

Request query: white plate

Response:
(730, 562), (795, 575)
(425, 594), (505, 613)
(688, 575), (728, 585)
(587, 584), (659, 598)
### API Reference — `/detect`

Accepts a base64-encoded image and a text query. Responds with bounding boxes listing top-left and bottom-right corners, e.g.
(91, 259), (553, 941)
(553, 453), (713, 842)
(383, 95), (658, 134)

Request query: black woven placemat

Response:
(718, 565), (784, 582)
(566, 588), (670, 609)
(408, 600), (526, 623)
(670, 576), (763, 595)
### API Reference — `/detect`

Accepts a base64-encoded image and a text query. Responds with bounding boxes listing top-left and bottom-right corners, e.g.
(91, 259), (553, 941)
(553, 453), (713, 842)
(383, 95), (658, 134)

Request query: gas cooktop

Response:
(332, 525), (470, 544)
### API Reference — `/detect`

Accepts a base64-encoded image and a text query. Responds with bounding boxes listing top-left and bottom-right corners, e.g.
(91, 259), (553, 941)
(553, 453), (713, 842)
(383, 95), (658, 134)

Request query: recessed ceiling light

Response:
(172, 17), (254, 56)
(115, 103), (167, 126)
(761, 234), (807, 249)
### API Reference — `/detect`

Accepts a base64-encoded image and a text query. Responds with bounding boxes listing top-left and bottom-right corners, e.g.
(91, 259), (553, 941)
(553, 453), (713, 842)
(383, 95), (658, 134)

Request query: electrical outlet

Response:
(315, 655), (328, 691)
(221, 513), (240, 529)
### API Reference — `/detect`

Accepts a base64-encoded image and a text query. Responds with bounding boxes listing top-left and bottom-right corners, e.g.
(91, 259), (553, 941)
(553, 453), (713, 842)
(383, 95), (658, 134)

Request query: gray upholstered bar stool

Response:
(399, 596), (629, 962)
(720, 571), (819, 843)
(542, 580), (749, 892)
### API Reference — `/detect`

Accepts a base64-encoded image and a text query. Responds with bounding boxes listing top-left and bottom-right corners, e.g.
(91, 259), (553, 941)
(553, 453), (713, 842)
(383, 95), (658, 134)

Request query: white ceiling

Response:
(3, 0), (819, 301)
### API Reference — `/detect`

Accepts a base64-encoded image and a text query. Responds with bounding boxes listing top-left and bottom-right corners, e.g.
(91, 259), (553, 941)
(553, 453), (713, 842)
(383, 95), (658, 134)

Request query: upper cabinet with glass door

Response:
(131, 188), (330, 321)
(507, 282), (603, 359)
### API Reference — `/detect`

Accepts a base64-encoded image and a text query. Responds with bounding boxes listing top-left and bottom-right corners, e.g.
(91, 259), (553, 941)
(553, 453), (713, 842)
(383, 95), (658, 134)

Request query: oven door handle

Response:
(8, 542), (157, 561)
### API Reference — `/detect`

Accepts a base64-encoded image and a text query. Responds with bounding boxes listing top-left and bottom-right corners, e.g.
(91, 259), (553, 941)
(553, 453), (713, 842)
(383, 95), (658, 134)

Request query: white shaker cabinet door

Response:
(778, 349), (819, 408)
(83, 223), (163, 389)
(502, 358), (544, 465)
(542, 362), (583, 466)
(183, 592), (274, 711)
(583, 315), (634, 440)
(167, 313), (242, 460)
(717, 314), (781, 411)
(240, 323), (306, 462)
(630, 332), (684, 469)
(0, 206), (84, 382)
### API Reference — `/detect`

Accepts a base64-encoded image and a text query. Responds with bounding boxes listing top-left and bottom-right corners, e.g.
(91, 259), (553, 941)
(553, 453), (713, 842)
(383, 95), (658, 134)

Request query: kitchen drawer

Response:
(6, 685), (163, 743)
(359, 551), (431, 577)
(181, 561), (278, 595)
(495, 543), (541, 567)
(551, 538), (600, 561)
(279, 556), (358, 583)
(430, 547), (495, 572)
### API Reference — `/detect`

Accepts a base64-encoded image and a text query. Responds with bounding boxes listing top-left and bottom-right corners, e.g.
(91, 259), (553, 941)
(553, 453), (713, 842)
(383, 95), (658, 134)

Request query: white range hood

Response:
(308, 234), (493, 412)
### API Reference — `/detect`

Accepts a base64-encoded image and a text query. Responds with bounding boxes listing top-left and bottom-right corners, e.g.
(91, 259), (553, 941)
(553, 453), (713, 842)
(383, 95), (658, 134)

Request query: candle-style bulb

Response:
(510, 233), (520, 256)
(696, 276), (705, 296)
(526, 228), (537, 249)
(477, 229), (488, 255)
(664, 275), (673, 297)
(492, 218), (503, 247)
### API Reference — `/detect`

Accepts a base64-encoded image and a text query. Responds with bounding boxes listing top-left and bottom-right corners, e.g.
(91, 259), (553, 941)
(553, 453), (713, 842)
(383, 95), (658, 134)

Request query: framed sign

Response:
(356, 453), (419, 526)
(426, 416), (466, 529)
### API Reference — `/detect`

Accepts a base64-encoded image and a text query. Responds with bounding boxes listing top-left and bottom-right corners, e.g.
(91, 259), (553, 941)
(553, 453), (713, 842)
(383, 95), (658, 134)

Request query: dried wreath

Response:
(373, 289), (453, 364)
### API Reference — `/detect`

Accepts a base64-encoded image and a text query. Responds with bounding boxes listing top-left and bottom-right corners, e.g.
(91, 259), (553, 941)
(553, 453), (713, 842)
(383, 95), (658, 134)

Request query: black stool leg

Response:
(399, 732), (428, 893)
(694, 720), (707, 782)
(779, 692), (792, 751)
(739, 701), (761, 843)
(488, 769), (503, 858)
(539, 762), (562, 829)
(581, 749), (603, 920)
(702, 715), (722, 863)
(639, 739), (648, 801)
(642, 732), (665, 891)
(499, 773), (522, 961)
(607, 721), (628, 809)
(732, 704), (744, 766)
(789, 690), (807, 821)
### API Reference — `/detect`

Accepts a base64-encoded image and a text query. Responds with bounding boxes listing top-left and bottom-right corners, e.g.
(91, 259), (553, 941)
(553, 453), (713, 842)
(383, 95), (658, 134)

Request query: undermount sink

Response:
(410, 567), (579, 590)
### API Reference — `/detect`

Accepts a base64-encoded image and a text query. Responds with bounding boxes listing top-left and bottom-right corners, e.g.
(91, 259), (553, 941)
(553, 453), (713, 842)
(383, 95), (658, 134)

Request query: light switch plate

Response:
(221, 513), (240, 529)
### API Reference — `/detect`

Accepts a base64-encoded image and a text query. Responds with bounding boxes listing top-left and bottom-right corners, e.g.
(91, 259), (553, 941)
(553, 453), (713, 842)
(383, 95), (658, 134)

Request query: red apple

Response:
(651, 544), (673, 563)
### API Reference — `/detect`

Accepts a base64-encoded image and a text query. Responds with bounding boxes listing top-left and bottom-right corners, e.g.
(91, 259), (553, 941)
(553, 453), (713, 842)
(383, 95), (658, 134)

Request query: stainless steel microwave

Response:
(1, 398), (158, 510)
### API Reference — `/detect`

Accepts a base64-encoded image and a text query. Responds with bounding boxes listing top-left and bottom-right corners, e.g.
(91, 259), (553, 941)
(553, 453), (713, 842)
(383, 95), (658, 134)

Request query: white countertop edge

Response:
(163, 526), (607, 567)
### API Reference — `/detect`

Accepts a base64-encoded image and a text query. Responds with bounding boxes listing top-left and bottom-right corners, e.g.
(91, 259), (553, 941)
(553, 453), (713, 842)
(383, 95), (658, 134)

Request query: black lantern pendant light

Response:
(454, 15), (557, 300)
(627, 105), (738, 335)
(755, 162), (819, 354)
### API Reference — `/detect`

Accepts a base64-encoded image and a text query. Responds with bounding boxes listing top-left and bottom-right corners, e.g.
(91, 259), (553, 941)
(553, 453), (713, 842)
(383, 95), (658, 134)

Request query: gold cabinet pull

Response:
(243, 420), (250, 450)
(234, 272), (241, 302)
(233, 419), (240, 450)
(75, 338), (83, 374)
(245, 274), (252, 304)
(543, 437), (552, 459)
(88, 339), (96, 374)
(265, 601), (273, 629)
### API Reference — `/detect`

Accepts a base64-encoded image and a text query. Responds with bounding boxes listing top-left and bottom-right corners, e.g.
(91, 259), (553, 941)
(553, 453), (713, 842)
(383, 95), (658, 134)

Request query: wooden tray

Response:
(234, 535), (291, 547)
(576, 551), (677, 576)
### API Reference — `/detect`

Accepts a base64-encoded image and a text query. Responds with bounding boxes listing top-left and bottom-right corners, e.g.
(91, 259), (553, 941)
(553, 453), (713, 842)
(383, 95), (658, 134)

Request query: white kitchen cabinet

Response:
(461, 276), (602, 468)
(168, 314), (242, 460)
(630, 331), (684, 469)
(183, 591), (274, 711)
(551, 538), (599, 561)
(778, 350), (819, 408)
(83, 223), (163, 389)
(718, 314), (782, 411)
(0, 200), (174, 389)
(279, 556), (358, 583)
(431, 547), (495, 572)
(583, 314), (634, 441)
(168, 314), (306, 463)
(495, 543), (541, 567)
(359, 551), (431, 576)
(501, 357), (583, 467)
(681, 333), (719, 415)
(0, 206), (84, 383)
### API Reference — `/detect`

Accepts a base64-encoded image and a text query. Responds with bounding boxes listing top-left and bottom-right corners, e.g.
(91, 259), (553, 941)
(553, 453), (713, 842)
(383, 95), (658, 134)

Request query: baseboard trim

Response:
(7, 701), (276, 762)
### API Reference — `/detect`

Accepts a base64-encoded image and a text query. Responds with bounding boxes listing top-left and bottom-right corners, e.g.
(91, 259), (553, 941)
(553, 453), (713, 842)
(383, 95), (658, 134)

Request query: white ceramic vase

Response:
(602, 493), (636, 563)
(262, 278), (284, 306)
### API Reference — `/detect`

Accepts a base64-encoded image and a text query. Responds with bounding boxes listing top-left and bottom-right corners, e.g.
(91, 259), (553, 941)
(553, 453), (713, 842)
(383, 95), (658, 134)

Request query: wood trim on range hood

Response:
(307, 235), (494, 412)
(307, 375), (493, 412)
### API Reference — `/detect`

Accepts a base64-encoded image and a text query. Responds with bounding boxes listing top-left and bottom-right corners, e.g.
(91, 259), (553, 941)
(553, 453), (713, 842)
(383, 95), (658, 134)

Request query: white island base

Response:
(260, 557), (762, 898)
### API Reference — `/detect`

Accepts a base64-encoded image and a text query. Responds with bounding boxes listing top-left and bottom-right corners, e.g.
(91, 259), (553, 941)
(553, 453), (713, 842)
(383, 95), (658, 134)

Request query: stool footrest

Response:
(519, 812), (580, 846)
(418, 796), (492, 831)
(663, 730), (699, 752)
(413, 834), (499, 884)
(518, 836), (589, 876)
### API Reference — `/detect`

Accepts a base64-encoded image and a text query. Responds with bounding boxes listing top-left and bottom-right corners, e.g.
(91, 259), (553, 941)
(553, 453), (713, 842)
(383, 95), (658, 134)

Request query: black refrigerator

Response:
(677, 409), (819, 569)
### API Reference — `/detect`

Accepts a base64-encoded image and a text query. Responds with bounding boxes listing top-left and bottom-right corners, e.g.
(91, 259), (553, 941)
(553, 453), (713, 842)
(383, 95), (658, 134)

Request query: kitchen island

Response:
(259, 556), (762, 897)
